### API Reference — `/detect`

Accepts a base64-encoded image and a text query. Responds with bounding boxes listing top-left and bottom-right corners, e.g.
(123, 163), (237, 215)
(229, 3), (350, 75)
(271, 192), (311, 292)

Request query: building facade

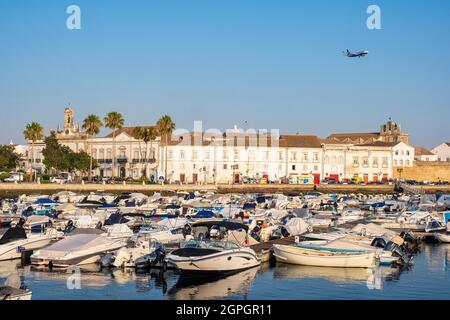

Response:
(24, 109), (415, 183)
(431, 143), (450, 162)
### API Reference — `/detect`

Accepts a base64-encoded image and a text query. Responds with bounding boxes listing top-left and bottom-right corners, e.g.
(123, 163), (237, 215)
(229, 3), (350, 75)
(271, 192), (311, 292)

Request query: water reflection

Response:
(273, 264), (400, 290)
(167, 267), (259, 300)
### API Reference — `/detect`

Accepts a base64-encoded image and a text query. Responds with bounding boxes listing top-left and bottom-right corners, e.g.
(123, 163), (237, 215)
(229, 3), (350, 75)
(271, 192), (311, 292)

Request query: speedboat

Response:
(165, 220), (261, 275)
(0, 219), (62, 261)
(30, 233), (126, 268)
(273, 244), (378, 268)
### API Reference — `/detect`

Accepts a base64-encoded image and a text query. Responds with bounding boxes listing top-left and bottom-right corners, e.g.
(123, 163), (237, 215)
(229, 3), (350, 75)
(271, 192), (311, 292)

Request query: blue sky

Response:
(1, 0), (449, 148)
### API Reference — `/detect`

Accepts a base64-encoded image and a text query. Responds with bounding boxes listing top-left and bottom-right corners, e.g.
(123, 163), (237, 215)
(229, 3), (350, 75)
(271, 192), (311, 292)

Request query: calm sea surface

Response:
(1, 228), (449, 300)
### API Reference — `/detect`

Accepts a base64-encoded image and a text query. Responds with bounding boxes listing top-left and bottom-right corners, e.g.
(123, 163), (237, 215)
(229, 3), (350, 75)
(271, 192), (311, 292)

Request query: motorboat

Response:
(30, 233), (126, 268)
(0, 219), (62, 261)
(273, 244), (378, 268)
(100, 234), (165, 269)
(165, 220), (261, 275)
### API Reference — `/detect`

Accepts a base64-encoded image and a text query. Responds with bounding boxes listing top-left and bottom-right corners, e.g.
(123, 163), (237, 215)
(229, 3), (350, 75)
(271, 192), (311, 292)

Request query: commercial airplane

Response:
(343, 49), (369, 58)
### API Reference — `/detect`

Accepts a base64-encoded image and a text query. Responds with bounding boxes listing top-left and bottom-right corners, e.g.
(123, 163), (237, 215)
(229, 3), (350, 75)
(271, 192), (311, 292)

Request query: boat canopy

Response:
(33, 198), (59, 205)
(190, 220), (249, 232)
(0, 226), (27, 244)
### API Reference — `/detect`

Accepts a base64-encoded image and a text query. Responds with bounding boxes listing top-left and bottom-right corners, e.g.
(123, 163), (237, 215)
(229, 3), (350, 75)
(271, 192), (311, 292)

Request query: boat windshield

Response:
(184, 239), (240, 251)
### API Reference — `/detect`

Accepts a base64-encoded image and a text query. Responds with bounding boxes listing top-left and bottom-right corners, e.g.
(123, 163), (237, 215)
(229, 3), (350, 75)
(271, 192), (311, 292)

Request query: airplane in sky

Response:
(343, 49), (369, 58)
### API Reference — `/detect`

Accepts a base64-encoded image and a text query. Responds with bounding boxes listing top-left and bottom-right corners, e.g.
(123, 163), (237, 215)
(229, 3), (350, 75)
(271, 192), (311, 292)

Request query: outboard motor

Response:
(17, 217), (26, 228)
(95, 221), (103, 230)
(280, 226), (290, 238)
(400, 231), (419, 252)
(385, 241), (412, 265)
(250, 225), (261, 242)
(64, 220), (76, 234)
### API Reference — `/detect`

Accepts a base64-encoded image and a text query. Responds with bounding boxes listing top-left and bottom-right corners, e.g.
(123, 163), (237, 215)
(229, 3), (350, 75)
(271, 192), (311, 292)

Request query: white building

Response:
(431, 143), (450, 162)
(392, 142), (414, 167)
(414, 147), (438, 162)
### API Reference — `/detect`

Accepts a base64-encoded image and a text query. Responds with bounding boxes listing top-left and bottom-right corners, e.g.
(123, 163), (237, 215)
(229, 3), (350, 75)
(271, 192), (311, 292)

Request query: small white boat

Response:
(434, 233), (450, 243)
(273, 244), (377, 268)
(31, 233), (125, 268)
(0, 222), (62, 261)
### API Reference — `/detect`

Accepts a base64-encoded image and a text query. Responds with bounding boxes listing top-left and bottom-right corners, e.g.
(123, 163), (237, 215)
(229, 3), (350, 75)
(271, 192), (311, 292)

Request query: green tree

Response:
(67, 151), (97, 177)
(42, 131), (72, 172)
(104, 112), (124, 179)
(82, 114), (103, 182)
(0, 145), (21, 172)
(156, 115), (175, 181)
(23, 122), (44, 181)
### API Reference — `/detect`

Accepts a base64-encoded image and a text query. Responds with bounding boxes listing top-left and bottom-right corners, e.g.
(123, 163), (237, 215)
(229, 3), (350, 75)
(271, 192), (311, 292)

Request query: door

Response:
(180, 174), (185, 184)
(192, 173), (198, 183)
(373, 175), (379, 183)
(120, 167), (126, 179)
(234, 174), (240, 184)
(382, 174), (388, 183)
(313, 174), (321, 185)
(363, 174), (369, 184)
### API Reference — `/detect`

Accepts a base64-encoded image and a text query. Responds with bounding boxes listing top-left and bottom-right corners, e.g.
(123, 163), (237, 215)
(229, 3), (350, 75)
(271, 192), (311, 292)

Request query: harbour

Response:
(1, 189), (449, 300)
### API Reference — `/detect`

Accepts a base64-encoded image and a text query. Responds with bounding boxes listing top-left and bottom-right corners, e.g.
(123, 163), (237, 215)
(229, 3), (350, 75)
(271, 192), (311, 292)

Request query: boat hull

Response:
(0, 237), (53, 261)
(273, 245), (376, 268)
(166, 249), (261, 275)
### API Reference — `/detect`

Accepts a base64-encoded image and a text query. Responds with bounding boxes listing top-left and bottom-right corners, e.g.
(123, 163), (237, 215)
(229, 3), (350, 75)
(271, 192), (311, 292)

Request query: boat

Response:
(273, 244), (378, 268)
(30, 233), (126, 268)
(435, 233), (450, 243)
(0, 219), (62, 261)
(165, 220), (261, 275)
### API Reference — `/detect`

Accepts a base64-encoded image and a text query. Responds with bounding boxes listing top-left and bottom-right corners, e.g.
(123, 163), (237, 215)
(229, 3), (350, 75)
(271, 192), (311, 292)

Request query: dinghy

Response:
(273, 244), (377, 268)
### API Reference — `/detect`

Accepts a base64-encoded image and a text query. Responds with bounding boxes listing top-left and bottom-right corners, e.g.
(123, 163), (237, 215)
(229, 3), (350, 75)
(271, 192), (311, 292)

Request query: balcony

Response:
(117, 158), (128, 164)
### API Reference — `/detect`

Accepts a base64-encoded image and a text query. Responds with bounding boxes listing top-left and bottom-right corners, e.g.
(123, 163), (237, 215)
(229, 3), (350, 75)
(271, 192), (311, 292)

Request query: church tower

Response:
(57, 107), (82, 138)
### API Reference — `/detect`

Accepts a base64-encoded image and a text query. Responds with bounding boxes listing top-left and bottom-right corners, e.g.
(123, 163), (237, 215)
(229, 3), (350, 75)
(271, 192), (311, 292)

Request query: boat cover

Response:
(284, 218), (310, 236)
(158, 218), (189, 229)
(24, 215), (50, 227)
(352, 223), (397, 238)
(37, 234), (112, 258)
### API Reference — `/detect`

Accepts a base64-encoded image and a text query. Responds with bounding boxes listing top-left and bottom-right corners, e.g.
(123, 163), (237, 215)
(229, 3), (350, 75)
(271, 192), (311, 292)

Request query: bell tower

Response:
(57, 106), (81, 138)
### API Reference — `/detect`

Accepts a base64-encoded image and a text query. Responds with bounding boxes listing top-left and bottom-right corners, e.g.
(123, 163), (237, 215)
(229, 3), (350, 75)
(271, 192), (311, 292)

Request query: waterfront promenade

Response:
(1, 182), (449, 195)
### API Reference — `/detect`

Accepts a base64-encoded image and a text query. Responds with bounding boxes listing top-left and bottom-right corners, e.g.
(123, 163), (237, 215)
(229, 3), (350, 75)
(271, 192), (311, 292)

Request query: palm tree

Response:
(142, 126), (158, 180)
(132, 126), (144, 177)
(104, 112), (124, 179)
(82, 114), (103, 182)
(23, 122), (44, 182)
(156, 115), (175, 181)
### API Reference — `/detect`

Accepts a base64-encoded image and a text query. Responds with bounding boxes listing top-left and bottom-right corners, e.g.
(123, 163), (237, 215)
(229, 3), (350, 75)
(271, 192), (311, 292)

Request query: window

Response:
(362, 157), (369, 168)
(222, 149), (228, 160)
(168, 150), (173, 160)
(325, 156), (330, 164)
(313, 153), (319, 162)
(223, 164), (227, 170)
(447, 157), (450, 162)
(133, 150), (139, 160)
(406, 160), (410, 166)
(394, 160), (398, 166)
(303, 165), (308, 171)
(314, 165), (318, 171)
(302, 153), (308, 162)
(290, 152), (297, 162)
(406, 150), (410, 156)
(180, 163), (185, 170)
(204, 151), (210, 160)
(278, 164), (283, 171)
(192, 150), (198, 160)
(248, 150), (255, 161)
(180, 150), (185, 160)
(400, 160), (404, 166)
(395, 151), (399, 156)
(263, 150), (270, 161)
(292, 165), (296, 171)
(382, 157), (388, 167)
(278, 151), (284, 161)
(331, 156), (336, 165)
(372, 157), (379, 168)
(353, 157), (359, 167)
(234, 150), (239, 161)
